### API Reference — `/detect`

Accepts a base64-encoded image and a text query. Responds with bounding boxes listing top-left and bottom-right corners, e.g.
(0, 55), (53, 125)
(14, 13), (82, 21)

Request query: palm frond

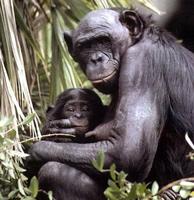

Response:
(0, 0), (40, 137)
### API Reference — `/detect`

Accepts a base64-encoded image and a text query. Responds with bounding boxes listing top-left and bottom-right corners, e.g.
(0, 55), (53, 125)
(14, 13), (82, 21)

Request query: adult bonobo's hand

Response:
(28, 141), (65, 163)
(28, 141), (51, 162)
(43, 118), (76, 135)
(85, 121), (114, 140)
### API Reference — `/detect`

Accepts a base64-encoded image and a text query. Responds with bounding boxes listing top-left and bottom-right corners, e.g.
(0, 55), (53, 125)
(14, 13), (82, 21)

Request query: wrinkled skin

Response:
(29, 8), (194, 200)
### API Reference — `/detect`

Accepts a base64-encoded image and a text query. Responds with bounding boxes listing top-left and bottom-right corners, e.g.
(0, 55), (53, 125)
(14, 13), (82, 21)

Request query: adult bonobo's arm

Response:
(29, 138), (118, 172)
(112, 43), (169, 181)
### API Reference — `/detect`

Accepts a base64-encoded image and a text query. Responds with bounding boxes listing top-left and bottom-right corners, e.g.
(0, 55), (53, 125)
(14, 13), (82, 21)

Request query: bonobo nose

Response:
(90, 52), (104, 64)
(74, 113), (82, 118)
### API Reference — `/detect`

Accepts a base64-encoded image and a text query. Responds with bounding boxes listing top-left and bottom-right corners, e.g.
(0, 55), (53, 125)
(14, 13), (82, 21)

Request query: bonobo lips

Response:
(90, 69), (117, 84)
(70, 118), (89, 127)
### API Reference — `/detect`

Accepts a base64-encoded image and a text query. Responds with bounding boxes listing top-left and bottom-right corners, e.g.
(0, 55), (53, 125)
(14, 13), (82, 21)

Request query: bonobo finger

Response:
(48, 128), (76, 134)
(85, 131), (95, 138)
(49, 119), (72, 128)
(160, 189), (178, 200)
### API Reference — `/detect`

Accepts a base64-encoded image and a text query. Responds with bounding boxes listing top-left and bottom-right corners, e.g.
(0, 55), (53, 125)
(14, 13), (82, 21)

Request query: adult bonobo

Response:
(29, 8), (194, 200)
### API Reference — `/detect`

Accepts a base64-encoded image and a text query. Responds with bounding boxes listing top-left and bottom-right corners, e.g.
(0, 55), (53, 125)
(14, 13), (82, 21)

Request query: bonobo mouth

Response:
(70, 118), (89, 128)
(90, 69), (117, 84)
(90, 69), (118, 94)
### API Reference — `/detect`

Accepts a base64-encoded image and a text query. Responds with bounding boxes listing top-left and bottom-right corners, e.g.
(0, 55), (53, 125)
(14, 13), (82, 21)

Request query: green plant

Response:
(92, 151), (159, 200)
(93, 152), (194, 200)
(0, 114), (53, 200)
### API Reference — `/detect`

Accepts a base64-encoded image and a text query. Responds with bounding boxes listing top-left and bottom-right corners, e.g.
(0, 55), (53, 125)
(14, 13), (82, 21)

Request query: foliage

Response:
(93, 152), (158, 200)
(93, 152), (194, 200)
(0, 0), (41, 138)
(0, 115), (53, 199)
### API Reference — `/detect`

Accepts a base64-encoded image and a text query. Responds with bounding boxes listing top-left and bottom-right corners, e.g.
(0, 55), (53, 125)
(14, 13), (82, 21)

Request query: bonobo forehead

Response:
(72, 9), (128, 44)
(56, 89), (102, 107)
(61, 89), (90, 102)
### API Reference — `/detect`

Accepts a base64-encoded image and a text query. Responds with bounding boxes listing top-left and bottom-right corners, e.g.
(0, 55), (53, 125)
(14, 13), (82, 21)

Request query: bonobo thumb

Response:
(85, 131), (95, 138)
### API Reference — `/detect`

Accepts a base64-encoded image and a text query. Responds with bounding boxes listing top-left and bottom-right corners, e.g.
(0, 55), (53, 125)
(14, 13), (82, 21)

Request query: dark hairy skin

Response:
(29, 8), (194, 200)
(42, 88), (106, 143)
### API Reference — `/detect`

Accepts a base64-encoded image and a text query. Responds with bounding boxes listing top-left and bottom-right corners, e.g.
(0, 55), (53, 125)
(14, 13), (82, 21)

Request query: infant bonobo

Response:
(42, 88), (106, 142)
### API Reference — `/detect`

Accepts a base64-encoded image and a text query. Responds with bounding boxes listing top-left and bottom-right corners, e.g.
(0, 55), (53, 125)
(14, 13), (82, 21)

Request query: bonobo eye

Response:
(66, 106), (74, 112)
(76, 42), (92, 50)
(81, 105), (90, 112)
(95, 36), (111, 44)
(76, 43), (82, 49)
(75, 36), (111, 50)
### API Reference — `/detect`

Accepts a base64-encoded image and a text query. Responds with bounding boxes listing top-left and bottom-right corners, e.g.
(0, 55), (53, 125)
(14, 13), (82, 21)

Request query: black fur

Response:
(29, 8), (194, 200)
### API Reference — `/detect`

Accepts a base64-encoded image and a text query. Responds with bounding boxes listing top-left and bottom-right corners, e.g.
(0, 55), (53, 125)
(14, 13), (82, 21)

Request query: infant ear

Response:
(46, 105), (54, 115)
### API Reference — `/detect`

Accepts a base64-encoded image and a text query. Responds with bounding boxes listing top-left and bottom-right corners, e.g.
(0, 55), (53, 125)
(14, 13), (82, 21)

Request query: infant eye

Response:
(76, 43), (82, 49)
(66, 107), (74, 112)
(81, 105), (89, 111)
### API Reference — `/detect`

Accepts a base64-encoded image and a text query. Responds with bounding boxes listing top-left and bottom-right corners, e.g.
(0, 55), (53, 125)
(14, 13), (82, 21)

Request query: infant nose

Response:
(74, 113), (82, 118)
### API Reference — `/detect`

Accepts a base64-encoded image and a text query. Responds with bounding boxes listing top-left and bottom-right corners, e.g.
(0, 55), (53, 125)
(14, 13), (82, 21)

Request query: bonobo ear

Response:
(119, 10), (144, 40)
(63, 31), (73, 55)
(46, 105), (54, 115)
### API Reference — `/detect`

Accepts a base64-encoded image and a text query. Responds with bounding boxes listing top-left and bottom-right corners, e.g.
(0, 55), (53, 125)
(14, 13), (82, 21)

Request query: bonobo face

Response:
(62, 100), (93, 134)
(73, 35), (119, 94)
(50, 88), (105, 135)
(64, 9), (143, 94)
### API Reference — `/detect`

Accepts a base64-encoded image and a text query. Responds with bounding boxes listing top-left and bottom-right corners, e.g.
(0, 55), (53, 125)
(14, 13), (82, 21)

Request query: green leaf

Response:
(0, 153), (5, 161)
(110, 164), (116, 180)
(8, 189), (19, 198)
(151, 181), (159, 196)
(117, 171), (127, 187)
(29, 176), (39, 198)
(0, 135), (4, 144)
(92, 151), (105, 172)
(152, 196), (159, 200)
(172, 185), (181, 193)
(18, 178), (26, 196)
(7, 129), (16, 139)
(48, 191), (53, 200)
(8, 169), (15, 179)
(4, 137), (14, 145)
(0, 116), (13, 128)
(107, 180), (119, 191)
(10, 150), (29, 158)
(180, 181), (194, 190)
(21, 113), (36, 125)
(128, 184), (137, 200)
(179, 189), (190, 199)
(104, 188), (118, 200)
(136, 183), (147, 196)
